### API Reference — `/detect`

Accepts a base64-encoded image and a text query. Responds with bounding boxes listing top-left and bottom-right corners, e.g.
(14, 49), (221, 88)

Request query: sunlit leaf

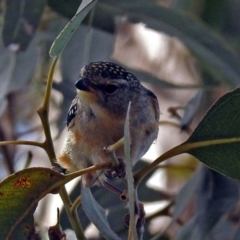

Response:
(81, 185), (121, 240)
(2, 0), (46, 51)
(49, 0), (97, 57)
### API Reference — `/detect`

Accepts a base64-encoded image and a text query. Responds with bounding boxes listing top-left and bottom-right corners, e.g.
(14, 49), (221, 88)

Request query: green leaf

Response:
(0, 166), (100, 239)
(0, 168), (64, 239)
(185, 87), (240, 179)
(81, 185), (121, 240)
(49, 0), (97, 57)
(2, 0), (47, 51)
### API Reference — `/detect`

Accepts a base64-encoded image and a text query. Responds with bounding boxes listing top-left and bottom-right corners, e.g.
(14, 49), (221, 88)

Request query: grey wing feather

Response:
(146, 89), (160, 121)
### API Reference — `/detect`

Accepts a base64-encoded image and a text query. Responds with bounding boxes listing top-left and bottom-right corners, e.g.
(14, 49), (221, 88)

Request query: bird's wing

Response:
(67, 97), (78, 129)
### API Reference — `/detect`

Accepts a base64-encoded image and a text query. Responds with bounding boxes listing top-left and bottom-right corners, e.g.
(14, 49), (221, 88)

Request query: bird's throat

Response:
(77, 89), (96, 103)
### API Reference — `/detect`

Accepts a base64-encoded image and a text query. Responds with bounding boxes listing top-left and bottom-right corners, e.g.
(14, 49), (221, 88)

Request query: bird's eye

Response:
(104, 84), (118, 94)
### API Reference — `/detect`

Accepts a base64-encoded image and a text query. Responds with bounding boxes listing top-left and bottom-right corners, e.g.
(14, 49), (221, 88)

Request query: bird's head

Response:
(75, 61), (140, 116)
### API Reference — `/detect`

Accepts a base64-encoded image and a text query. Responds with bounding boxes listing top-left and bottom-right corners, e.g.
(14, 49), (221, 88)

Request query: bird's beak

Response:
(75, 78), (96, 101)
(75, 78), (92, 92)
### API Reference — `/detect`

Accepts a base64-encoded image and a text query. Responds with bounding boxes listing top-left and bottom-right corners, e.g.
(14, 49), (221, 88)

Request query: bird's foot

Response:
(104, 158), (126, 179)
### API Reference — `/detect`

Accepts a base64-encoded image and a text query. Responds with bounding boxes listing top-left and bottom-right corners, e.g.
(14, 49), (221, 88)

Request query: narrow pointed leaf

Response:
(124, 103), (139, 240)
(49, 0), (97, 57)
(81, 185), (121, 240)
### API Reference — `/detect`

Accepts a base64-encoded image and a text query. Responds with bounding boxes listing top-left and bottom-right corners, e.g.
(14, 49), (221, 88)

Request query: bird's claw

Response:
(104, 158), (126, 179)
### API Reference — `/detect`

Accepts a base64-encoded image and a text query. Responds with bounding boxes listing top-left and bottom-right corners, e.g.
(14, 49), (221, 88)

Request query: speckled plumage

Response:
(58, 61), (160, 187)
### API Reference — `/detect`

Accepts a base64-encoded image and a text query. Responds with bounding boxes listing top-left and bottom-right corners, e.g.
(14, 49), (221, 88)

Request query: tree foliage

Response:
(1, 0), (240, 239)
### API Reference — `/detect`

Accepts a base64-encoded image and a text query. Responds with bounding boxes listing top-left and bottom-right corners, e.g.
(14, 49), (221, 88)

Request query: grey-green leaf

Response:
(81, 185), (121, 240)
(124, 102), (139, 240)
(49, 0), (97, 57)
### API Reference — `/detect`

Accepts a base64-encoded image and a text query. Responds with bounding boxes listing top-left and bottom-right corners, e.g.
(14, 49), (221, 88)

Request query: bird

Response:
(58, 61), (159, 188)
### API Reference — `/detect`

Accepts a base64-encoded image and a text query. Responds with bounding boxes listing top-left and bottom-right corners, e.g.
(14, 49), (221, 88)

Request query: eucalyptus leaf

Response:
(124, 102), (139, 240)
(81, 185), (121, 240)
(0, 168), (64, 239)
(185, 87), (240, 179)
(49, 0), (97, 57)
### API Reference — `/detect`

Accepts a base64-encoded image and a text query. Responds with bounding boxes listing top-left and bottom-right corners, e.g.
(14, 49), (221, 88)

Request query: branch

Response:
(37, 58), (85, 239)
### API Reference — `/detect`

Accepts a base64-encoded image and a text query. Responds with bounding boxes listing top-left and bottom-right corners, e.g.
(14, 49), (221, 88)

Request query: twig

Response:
(37, 58), (85, 239)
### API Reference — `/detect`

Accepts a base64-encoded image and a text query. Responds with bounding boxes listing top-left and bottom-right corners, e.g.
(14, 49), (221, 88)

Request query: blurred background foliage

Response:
(1, 0), (240, 239)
